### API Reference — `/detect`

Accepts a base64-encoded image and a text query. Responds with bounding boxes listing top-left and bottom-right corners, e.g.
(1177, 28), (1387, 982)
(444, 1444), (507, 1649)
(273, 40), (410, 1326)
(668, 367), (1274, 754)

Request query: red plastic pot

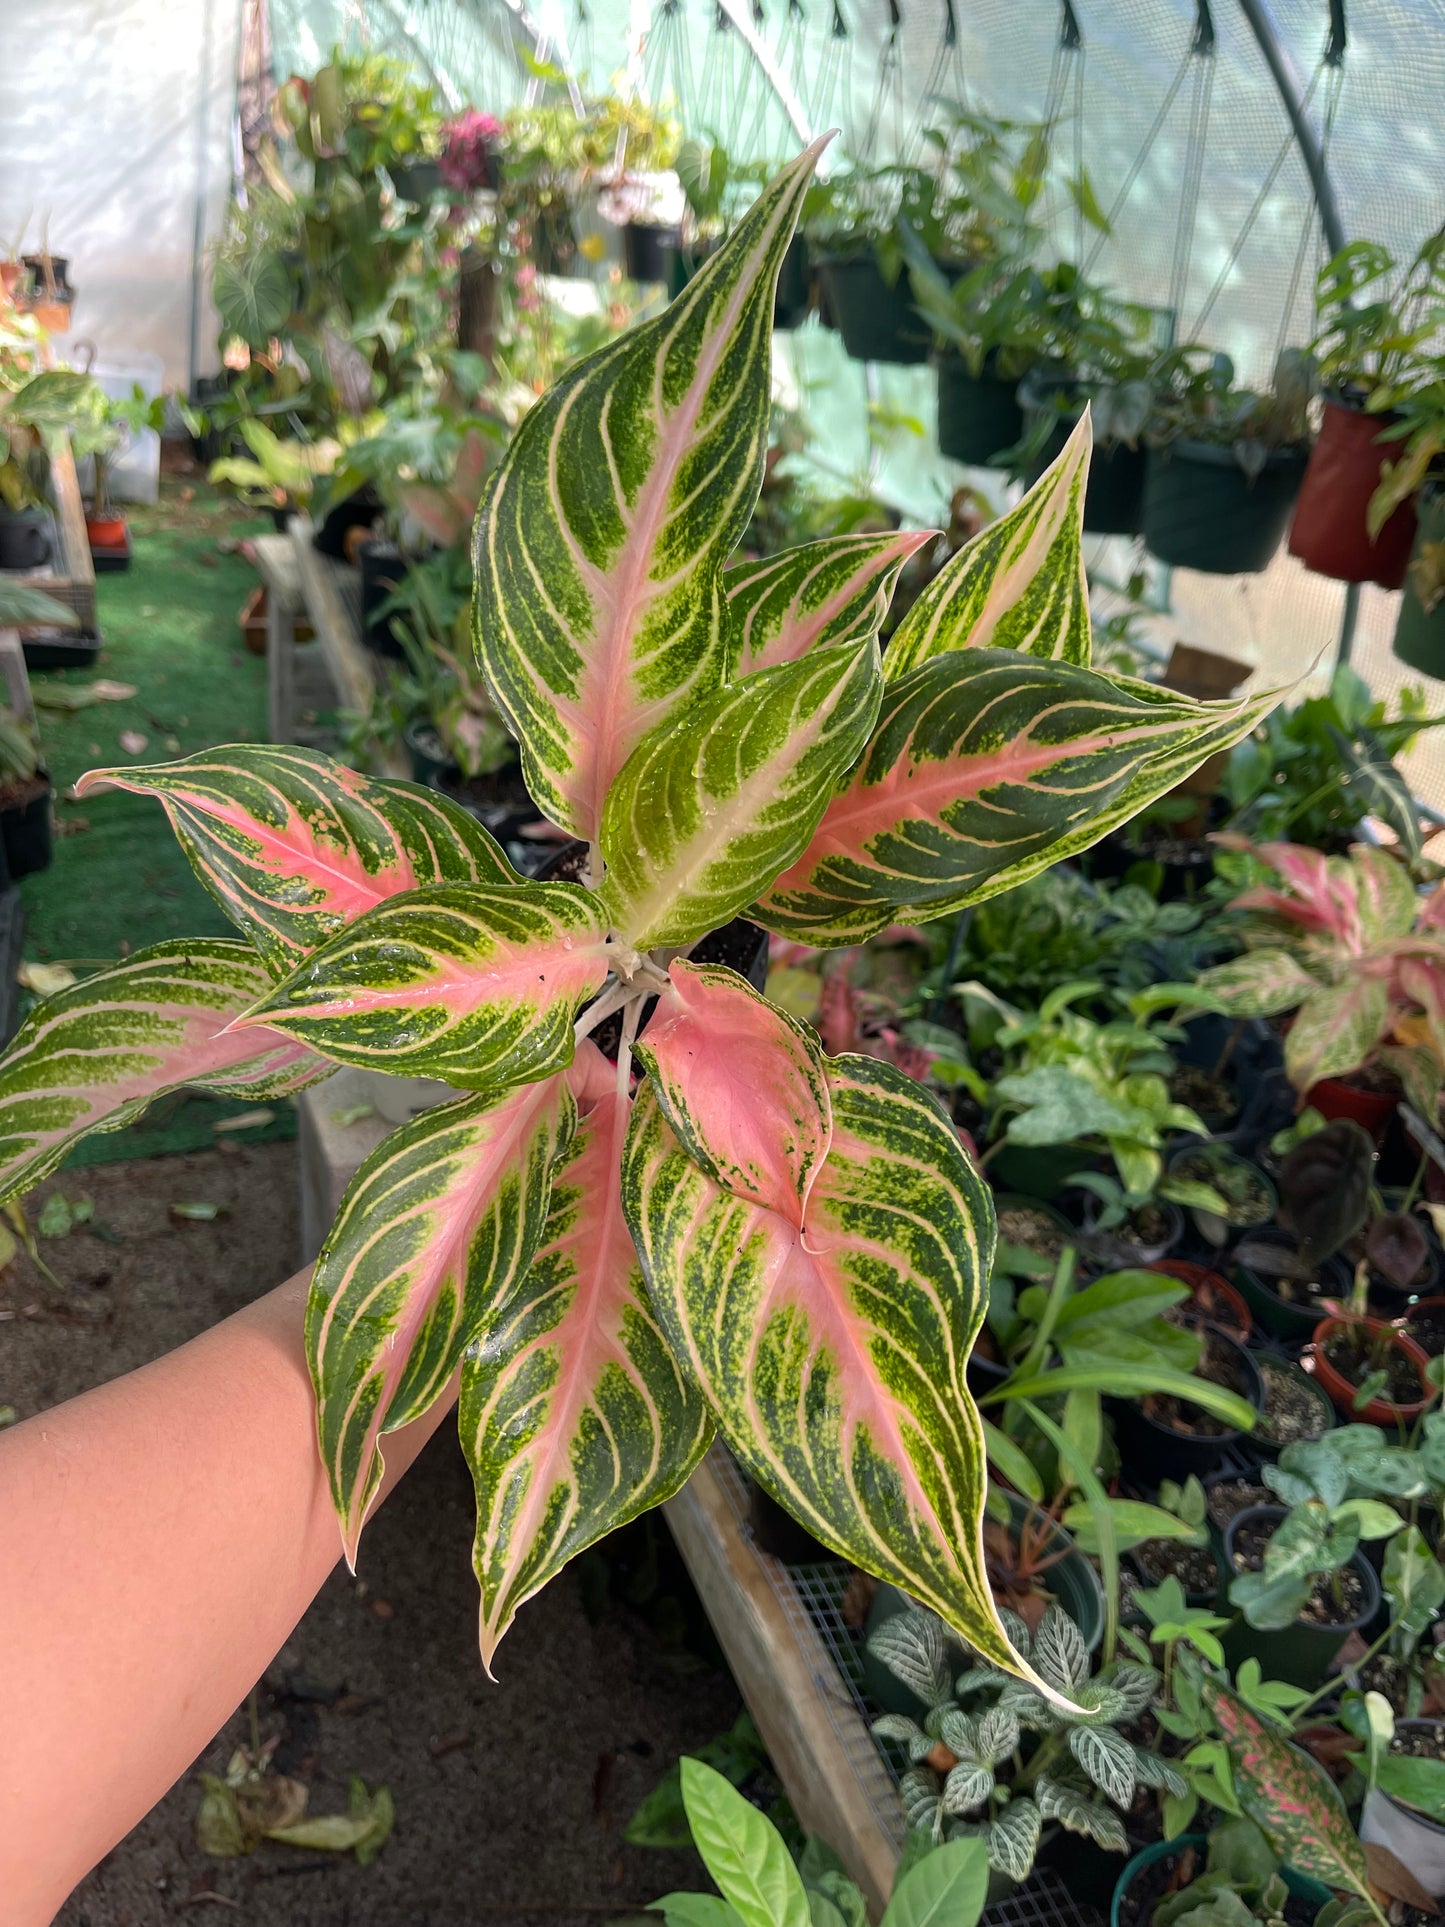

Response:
(1306, 1075), (1399, 1144)
(1308, 1314), (1435, 1426)
(1151, 1259), (1253, 1343)
(85, 513), (128, 550)
(1287, 395), (1417, 590)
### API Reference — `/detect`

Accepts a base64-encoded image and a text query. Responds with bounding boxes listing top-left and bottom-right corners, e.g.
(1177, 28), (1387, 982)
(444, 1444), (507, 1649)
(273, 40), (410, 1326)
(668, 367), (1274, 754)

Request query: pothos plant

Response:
(0, 145), (1275, 1691)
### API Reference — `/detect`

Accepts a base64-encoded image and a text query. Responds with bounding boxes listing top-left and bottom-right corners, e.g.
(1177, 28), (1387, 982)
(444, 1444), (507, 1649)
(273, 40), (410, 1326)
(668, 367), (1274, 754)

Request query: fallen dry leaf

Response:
(212, 1108), (274, 1134)
(170, 1201), (225, 1223)
(118, 729), (148, 755)
(17, 961), (77, 994)
(1365, 1842), (1441, 1915)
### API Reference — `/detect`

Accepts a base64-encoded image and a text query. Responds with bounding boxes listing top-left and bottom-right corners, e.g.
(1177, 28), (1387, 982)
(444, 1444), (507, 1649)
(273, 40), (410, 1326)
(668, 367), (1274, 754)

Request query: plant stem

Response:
(1402, 1144), (1430, 1214)
(1286, 1626), (1393, 1727)
(615, 995), (642, 1103)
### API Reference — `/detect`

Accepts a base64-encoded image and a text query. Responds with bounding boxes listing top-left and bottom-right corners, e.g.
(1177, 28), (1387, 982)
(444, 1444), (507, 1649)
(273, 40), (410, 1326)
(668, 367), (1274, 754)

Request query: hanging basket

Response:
(1142, 439), (1308, 575)
(1287, 394), (1416, 589)
(815, 253), (929, 365)
(935, 354), (1025, 467)
(1393, 482), (1445, 681)
(1018, 370), (1147, 535)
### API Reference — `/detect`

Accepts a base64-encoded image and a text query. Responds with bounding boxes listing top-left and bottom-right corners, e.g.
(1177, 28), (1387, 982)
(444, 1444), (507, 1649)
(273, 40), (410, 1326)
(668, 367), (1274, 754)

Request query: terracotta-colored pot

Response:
(1150, 1258), (1253, 1342)
(0, 261), (21, 296)
(1306, 1075), (1399, 1144)
(85, 514), (127, 550)
(1308, 1314), (1435, 1425)
(1287, 395), (1417, 590)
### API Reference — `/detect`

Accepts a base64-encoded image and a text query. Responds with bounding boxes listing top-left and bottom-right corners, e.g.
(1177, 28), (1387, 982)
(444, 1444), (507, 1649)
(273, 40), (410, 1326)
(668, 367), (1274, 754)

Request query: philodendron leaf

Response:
(755, 648), (1278, 946)
(1201, 1676), (1372, 1898)
(473, 138), (828, 843)
(232, 883), (610, 1088)
(0, 939), (330, 1203)
(725, 531), (932, 676)
(307, 1073), (575, 1565)
(886, 411), (1092, 678)
(679, 1757), (812, 1927)
(625, 1002), (1057, 1699)
(600, 639), (881, 949)
(463, 1046), (713, 1670)
(76, 745), (517, 974)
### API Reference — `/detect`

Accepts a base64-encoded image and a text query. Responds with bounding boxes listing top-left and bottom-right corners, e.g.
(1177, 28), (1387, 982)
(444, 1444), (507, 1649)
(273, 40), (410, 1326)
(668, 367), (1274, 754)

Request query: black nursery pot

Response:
(623, 221), (678, 285)
(1110, 1325), (1263, 1483)
(773, 236), (811, 329)
(0, 777), (53, 886)
(1220, 1504), (1382, 1690)
(935, 354), (1025, 468)
(1018, 370), (1147, 535)
(312, 487), (383, 560)
(815, 253), (929, 365)
(358, 541), (411, 659)
(1142, 440), (1309, 575)
(1231, 1227), (1353, 1347)
(0, 506), (52, 571)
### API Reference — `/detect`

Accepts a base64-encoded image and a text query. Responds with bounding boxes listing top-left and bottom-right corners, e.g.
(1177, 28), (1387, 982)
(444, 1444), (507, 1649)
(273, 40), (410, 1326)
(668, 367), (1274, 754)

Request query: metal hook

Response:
(1192, 0), (1216, 56)
(1060, 0), (1081, 51)
(1326, 0), (1346, 67)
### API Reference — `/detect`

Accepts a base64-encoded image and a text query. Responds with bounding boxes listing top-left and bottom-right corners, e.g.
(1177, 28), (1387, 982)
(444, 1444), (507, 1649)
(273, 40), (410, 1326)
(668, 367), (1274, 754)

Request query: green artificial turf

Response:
(16, 478), (305, 1165)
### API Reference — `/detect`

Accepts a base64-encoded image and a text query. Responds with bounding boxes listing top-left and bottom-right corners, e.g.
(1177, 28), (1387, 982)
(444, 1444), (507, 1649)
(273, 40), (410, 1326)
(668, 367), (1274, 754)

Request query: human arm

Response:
(0, 1267), (455, 1925)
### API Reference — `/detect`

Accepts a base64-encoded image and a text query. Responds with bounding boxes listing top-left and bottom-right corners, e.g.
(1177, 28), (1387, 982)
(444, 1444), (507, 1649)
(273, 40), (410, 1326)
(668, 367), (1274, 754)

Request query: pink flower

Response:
(440, 110), (502, 193)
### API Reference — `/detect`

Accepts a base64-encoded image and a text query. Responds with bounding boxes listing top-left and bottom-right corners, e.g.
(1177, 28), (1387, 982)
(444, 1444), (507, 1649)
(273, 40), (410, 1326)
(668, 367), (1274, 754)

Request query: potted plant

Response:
(1166, 1142), (1276, 1249)
(1251, 1354), (1334, 1459)
(0, 702), (52, 886)
(1222, 1501), (1385, 1688)
(1393, 482), (1445, 681)
(1114, 1823), (1336, 1927)
(1359, 1719), (1445, 1895)
(1142, 347), (1314, 574)
(1308, 1311), (1435, 1427)
(1151, 1259), (1253, 1343)
(1113, 1323), (1264, 1481)
(0, 363), (102, 568)
(0, 153), (1278, 1697)
(1288, 231), (1445, 589)
(807, 163), (940, 364)
(1231, 1227), (1355, 1346)
(76, 384), (166, 568)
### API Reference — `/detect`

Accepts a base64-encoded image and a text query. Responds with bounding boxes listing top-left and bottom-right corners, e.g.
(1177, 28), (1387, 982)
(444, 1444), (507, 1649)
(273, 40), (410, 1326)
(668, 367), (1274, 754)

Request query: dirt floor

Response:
(2, 1144), (740, 1926)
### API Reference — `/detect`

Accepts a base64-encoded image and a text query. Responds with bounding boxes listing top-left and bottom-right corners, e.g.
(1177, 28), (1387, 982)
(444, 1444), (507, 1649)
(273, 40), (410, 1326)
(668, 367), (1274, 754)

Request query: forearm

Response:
(0, 1267), (455, 1924)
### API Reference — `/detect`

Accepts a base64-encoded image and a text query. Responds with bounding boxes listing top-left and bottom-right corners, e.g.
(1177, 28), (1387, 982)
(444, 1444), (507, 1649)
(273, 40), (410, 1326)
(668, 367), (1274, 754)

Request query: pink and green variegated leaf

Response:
(472, 140), (829, 843)
(1285, 979), (1390, 1092)
(1350, 843), (1418, 944)
(725, 531), (932, 677)
(462, 1043), (712, 1669)
(76, 745), (518, 974)
(1200, 1677), (1371, 1897)
(1229, 841), (1362, 948)
(634, 961), (832, 1220)
(233, 881), (610, 1087)
(599, 639), (881, 949)
(885, 411), (1092, 681)
(308, 1072), (575, 1564)
(753, 647), (1278, 947)
(0, 939), (330, 1203)
(623, 1047), (1058, 1701)
(1195, 948), (1321, 1018)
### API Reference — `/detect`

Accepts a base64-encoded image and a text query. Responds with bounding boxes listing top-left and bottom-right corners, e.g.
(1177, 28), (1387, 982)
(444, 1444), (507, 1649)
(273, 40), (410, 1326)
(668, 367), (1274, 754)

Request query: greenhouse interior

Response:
(2, 0), (1445, 1921)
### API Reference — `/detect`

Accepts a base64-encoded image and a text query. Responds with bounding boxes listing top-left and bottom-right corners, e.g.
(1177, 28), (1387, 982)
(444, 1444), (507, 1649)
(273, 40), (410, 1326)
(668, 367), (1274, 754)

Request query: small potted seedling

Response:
(1223, 1498), (1386, 1690)
(1113, 1323), (1264, 1480)
(1309, 1299), (1435, 1427)
(1167, 1141), (1276, 1249)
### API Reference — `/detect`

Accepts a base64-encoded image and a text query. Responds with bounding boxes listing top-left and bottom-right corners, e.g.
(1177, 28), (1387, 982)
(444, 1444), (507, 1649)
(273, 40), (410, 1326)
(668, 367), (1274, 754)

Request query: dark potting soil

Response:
(1133, 1536), (1220, 1596)
(1231, 1518), (1367, 1627)
(1171, 1153), (1272, 1226)
(1126, 1202), (1175, 1247)
(1143, 1329), (1252, 1438)
(996, 1204), (1070, 1262)
(0, 772), (49, 812)
(1408, 1304), (1445, 1356)
(1255, 1356), (1331, 1446)
(1235, 1238), (1337, 1307)
(1169, 1064), (1238, 1124)
(1356, 1652), (1422, 1716)
(1393, 1723), (1445, 1765)
(1206, 1476), (1270, 1531)
(1321, 1330), (1426, 1405)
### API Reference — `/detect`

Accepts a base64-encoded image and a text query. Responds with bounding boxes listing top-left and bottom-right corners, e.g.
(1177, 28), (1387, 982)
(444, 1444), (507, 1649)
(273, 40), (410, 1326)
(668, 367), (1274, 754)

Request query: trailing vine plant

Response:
(0, 143), (1277, 1694)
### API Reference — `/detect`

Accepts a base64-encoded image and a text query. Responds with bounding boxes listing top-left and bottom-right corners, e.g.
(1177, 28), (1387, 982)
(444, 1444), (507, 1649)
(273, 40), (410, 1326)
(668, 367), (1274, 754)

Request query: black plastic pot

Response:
(0, 777), (53, 886)
(358, 541), (410, 659)
(1079, 1195), (1183, 1269)
(391, 160), (446, 203)
(403, 719), (452, 787)
(1142, 440), (1309, 575)
(312, 487), (383, 560)
(815, 253), (930, 365)
(662, 237), (718, 301)
(1110, 1325), (1263, 1482)
(1220, 1504), (1382, 1690)
(773, 236), (811, 329)
(1018, 370), (1148, 535)
(623, 221), (678, 284)
(1231, 1227), (1352, 1346)
(0, 507), (52, 571)
(935, 355), (1026, 467)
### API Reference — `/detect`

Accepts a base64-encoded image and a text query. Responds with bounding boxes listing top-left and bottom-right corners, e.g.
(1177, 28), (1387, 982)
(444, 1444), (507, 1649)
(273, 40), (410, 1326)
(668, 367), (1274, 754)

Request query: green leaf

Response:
(1373, 1753), (1445, 1818)
(754, 649), (1279, 947)
(983, 1418), (1044, 1502)
(462, 1058), (713, 1668)
(233, 882), (610, 1087)
(213, 251), (294, 345)
(654, 1898), (746, 1927)
(1061, 1499), (1206, 1554)
(1196, 949), (1319, 1019)
(0, 580), (82, 629)
(473, 142), (827, 841)
(680, 1758), (811, 1927)
(0, 939), (330, 1205)
(600, 638), (882, 949)
(887, 413), (1092, 676)
(1069, 1725), (1137, 1806)
(726, 532), (930, 676)
(880, 1836), (990, 1927)
(1201, 1678), (1372, 1899)
(1285, 981), (1391, 1093)
(1381, 1524), (1445, 1654)
(989, 1361), (1256, 1432)
(308, 1072), (575, 1566)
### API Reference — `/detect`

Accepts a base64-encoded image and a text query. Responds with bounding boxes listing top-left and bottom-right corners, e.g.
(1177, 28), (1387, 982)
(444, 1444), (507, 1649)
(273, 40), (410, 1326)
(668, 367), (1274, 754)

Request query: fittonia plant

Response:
(0, 144), (1277, 1691)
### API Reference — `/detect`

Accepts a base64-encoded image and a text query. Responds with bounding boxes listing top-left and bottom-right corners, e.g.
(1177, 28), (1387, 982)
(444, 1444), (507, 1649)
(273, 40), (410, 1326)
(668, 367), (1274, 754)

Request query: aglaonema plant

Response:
(0, 143), (1278, 1692)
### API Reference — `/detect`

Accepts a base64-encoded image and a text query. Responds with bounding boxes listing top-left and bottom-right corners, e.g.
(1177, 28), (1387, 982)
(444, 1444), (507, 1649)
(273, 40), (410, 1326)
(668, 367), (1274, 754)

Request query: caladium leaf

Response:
(635, 960), (832, 1219)
(308, 1073), (575, 1565)
(472, 139), (828, 842)
(755, 648), (1278, 946)
(624, 1042), (1060, 1700)
(462, 1046), (712, 1670)
(725, 531), (932, 677)
(0, 939), (330, 1202)
(885, 411), (1092, 680)
(232, 882), (610, 1087)
(1201, 1677), (1372, 1899)
(600, 639), (881, 949)
(77, 745), (517, 974)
